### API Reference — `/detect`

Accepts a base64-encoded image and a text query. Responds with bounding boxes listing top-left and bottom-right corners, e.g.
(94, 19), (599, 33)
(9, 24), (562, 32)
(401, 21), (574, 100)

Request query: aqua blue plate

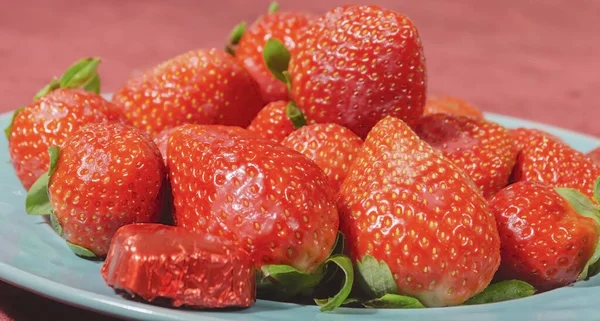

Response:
(0, 110), (599, 321)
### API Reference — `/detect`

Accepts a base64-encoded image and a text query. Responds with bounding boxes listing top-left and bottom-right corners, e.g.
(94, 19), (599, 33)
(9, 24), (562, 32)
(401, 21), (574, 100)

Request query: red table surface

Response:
(1, 0), (599, 320)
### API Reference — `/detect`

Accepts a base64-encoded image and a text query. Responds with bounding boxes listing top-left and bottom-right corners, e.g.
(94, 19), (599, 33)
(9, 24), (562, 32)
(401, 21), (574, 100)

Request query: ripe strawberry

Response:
(287, 5), (427, 138)
(414, 114), (518, 198)
(586, 147), (600, 165)
(229, 3), (313, 103)
(511, 129), (600, 199)
(26, 123), (166, 257)
(337, 116), (500, 307)
(423, 96), (483, 119)
(281, 123), (362, 192)
(7, 58), (122, 190)
(489, 181), (599, 291)
(510, 127), (562, 151)
(247, 101), (307, 143)
(167, 124), (339, 272)
(153, 127), (179, 165)
(112, 49), (264, 136)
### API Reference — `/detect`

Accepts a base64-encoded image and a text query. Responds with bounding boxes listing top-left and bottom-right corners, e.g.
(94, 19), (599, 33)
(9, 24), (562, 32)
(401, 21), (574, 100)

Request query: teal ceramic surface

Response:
(0, 110), (599, 321)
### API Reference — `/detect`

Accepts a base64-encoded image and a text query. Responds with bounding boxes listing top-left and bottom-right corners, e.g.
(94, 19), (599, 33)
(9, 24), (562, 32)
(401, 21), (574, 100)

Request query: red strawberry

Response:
(7, 58), (122, 190)
(229, 3), (313, 103)
(586, 147), (600, 165)
(26, 123), (166, 257)
(337, 116), (500, 307)
(112, 49), (264, 136)
(423, 96), (483, 119)
(511, 129), (600, 199)
(489, 181), (599, 291)
(167, 124), (338, 272)
(153, 127), (179, 165)
(247, 101), (307, 143)
(286, 5), (427, 138)
(281, 123), (362, 192)
(510, 127), (562, 151)
(414, 114), (518, 198)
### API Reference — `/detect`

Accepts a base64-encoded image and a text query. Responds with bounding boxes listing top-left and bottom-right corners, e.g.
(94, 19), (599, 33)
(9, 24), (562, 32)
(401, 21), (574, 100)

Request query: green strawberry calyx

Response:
(463, 280), (535, 305)
(555, 186), (600, 280)
(225, 21), (247, 56)
(4, 106), (25, 140)
(268, 2), (280, 14)
(354, 255), (535, 308)
(33, 57), (102, 101)
(257, 232), (354, 311)
(263, 38), (292, 91)
(25, 146), (60, 215)
(286, 102), (306, 129)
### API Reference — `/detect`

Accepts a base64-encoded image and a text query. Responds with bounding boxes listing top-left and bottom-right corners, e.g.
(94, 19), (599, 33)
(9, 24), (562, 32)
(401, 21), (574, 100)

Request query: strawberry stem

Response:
(225, 21), (246, 56)
(263, 38), (291, 87)
(268, 2), (279, 14)
(286, 102), (306, 129)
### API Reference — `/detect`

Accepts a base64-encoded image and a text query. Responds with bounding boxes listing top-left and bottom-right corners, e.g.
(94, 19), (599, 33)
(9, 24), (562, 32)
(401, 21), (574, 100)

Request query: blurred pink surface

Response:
(0, 0), (599, 320)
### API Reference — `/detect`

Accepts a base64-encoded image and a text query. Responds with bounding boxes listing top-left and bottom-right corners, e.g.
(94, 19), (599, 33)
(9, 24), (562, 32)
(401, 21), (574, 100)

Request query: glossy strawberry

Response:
(247, 101), (307, 143)
(281, 123), (362, 191)
(511, 129), (600, 199)
(337, 116), (500, 307)
(113, 49), (264, 136)
(586, 147), (600, 165)
(424, 96), (483, 119)
(489, 181), (599, 291)
(415, 114), (518, 198)
(167, 124), (339, 272)
(510, 127), (562, 151)
(35, 123), (166, 257)
(153, 127), (179, 165)
(8, 89), (124, 190)
(231, 5), (313, 103)
(288, 5), (427, 138)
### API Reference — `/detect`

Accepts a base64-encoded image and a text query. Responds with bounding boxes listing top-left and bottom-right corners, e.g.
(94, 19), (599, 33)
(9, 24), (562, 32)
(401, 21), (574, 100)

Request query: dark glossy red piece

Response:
(101, 223), (256, 309)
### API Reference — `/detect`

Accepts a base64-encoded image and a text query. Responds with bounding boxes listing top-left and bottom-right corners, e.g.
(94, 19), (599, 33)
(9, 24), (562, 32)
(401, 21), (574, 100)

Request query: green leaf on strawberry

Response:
(259, 263), (325, 297)
(83, 74), (101, 94)
(355, 254), (398, 298)
(263, 38), (291, 88)
(314, 254), (354, 311)
(362, 294), (425, 309)
(66, 241), (97, 258)
(555, 187), (600, 280)
(268, 1), (279, 14)
(463, 280), (535, 305)
(34, 57), (102, 100)
(25, 146), (60, 215)
(4, 106), (25, 140)
(226, 21), (246, 56)
(594, 176), (600, 204)
(286, 102), (306, 129)
(49, 210), (63, 237)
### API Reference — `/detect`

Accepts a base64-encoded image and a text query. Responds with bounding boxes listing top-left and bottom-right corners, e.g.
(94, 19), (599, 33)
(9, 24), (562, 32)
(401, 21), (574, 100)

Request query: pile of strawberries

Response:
(7, 2), (600, 311)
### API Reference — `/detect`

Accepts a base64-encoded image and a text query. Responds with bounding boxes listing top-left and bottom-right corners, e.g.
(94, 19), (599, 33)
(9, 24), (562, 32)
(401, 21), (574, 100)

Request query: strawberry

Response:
(166, 124), (339, 273)
(509, 127), (562, 151)
(489, 181), (600, 291)
(247, 101), (307, 143)
(265, 5), (427, 139)
(228, 2), (313, 103)
(112, 49), (264, 136)
(7, 58), (124, 190)
(423, 96), (483, 119)
(25, 123), (166, 257)
(586, 147), (600, 165)
(337, 116), (500, 307)
(281, 123), (362, 192)
(153, 127), (179, 165)
(511, 128), (600, 199)
(414, 114), (518, 198)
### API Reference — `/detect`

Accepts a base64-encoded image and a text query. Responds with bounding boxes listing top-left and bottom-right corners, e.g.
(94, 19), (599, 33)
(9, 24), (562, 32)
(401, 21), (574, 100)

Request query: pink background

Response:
(1, 0), (599, 320)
